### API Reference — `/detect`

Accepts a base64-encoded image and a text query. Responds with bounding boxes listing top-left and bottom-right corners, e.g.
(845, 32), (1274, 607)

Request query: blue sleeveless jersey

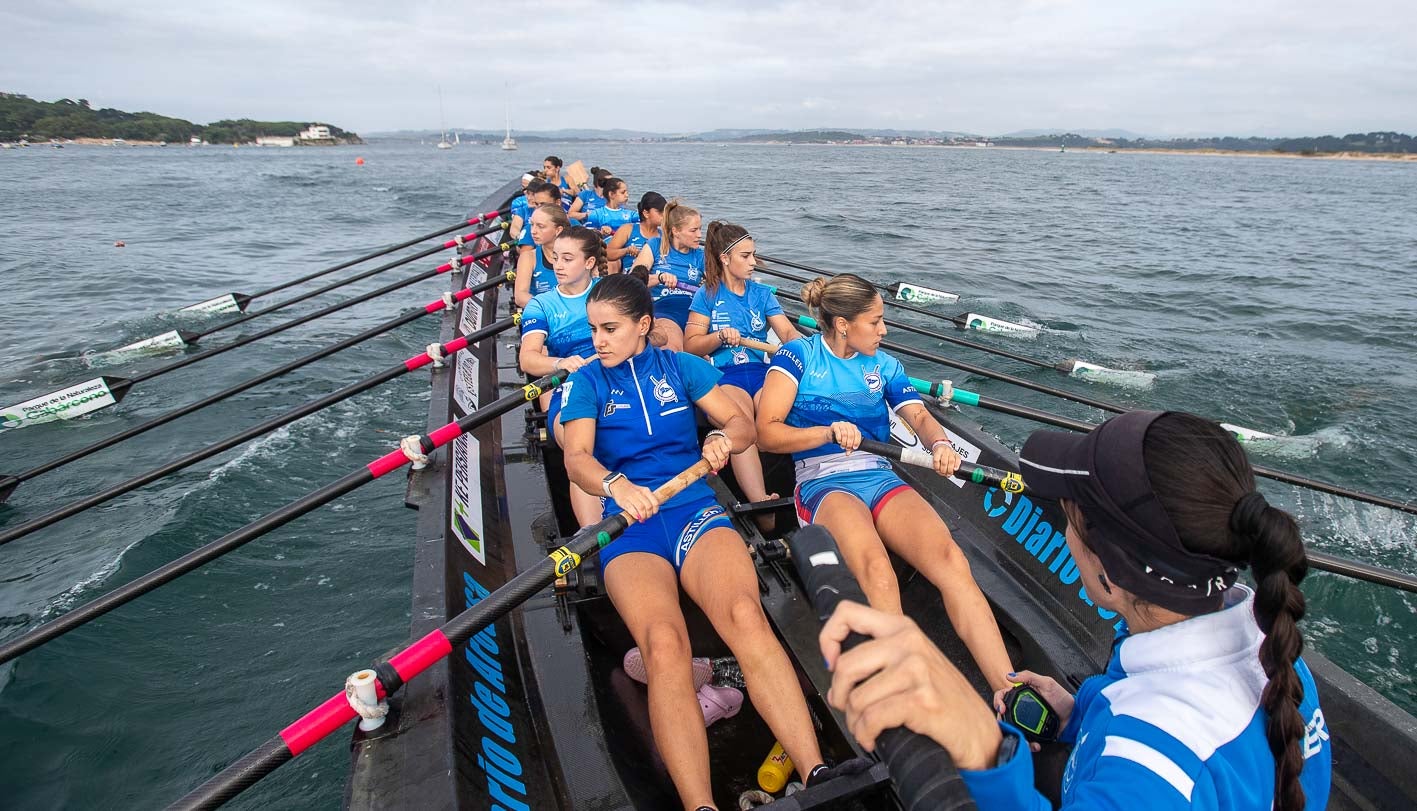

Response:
(689, 281), (785, 368)
(768, 334), (920, 464)
(586, 205), (639, 234)
(559, 346), (722, 512)
(620, 223), (655, 271)
(520, 279), (597, 360)
(645, 236), (704, 300)
(525, 245), (556, 296)
(576, 188), (606, 215)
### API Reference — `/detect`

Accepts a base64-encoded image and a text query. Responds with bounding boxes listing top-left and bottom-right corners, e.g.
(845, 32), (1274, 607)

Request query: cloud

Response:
(1, 0), (1413, 136)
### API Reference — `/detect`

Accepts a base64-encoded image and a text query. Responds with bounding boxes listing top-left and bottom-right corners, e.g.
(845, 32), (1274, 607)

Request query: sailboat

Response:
(501, 91), (518, 151)
(436, 87), (453, 149)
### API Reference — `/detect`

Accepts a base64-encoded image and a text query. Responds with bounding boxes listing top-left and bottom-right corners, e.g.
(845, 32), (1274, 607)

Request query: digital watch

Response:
(1001, 684), (1061, 743)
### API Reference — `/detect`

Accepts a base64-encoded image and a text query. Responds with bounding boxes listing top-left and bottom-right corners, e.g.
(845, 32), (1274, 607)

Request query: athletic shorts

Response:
(794, 467), (913, 526)
(600, 497), (733, 572)
(653, 295), (692, 329)
(546, 386), (564, 440)
(718, 362), (768, 398)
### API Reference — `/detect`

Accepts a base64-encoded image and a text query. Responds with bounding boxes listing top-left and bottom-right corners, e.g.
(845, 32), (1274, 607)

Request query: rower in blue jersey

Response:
(542, 155), (572, 200)
(584, 177), (639, 237)
(756, 272), (1016, 692)
(518, 227), (604, 525)
(568, 167), (611, 223)
(558, 273), (827, 809)
(514, 180), (561, 248)
(631, 198), (703, 351)
(513, 204), (568, 308)
(684, 221), (800, 529)
(608, 191), (665, 272)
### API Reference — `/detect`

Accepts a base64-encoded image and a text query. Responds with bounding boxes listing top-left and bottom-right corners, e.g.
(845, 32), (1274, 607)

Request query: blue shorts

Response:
(600, 498), (733, 572)
(794, 467), (913, 526)
(718, 362), (768, 398)
(653, 295), (692, 329)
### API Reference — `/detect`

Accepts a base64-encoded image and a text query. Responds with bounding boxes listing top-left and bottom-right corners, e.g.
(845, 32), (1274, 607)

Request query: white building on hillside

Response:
(299, 125), (332, 141)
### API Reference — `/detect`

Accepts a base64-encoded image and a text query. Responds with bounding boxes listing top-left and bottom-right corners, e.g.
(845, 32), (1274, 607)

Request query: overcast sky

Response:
(4, 1), (1415, 137)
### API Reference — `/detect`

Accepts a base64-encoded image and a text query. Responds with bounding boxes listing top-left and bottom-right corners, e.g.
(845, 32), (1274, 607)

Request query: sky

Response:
(3, 0), (1415, 138)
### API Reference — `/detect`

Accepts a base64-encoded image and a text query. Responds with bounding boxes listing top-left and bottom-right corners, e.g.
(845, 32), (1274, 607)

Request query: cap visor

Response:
(1018, 430), (1092, 501)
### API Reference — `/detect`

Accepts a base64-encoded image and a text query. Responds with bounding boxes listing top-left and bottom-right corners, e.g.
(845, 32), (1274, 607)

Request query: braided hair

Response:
(555, 226), (609, 277)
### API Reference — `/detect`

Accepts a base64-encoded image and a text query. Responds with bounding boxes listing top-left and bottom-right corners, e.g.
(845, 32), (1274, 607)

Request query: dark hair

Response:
(526, 179), (557, 202)
(703, 220), (751, 292)
(588, 272), (654, 323)
(590, 167), (613, 191)
(543, 155), (563, 168)
(603, 177), (627, 198)
(555, 226), (609, 276)
(627, 264), (651, 285)
(637, 191), (667, 219)
(801, 273), (879, 332)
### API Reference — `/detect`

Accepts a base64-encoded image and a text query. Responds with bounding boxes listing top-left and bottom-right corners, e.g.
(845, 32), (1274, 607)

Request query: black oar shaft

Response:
(127, 243), (506, 387)
(247, 208), (507, 300)
(193, 223), (506, 341)
(0, 366), (563, 666)
(7, 274), (510, 492)
(1307, 551), (1417, 594)
(0, 315), (516, 548)
(169, 738), (291, 811)
(757, 261), (1055, 371)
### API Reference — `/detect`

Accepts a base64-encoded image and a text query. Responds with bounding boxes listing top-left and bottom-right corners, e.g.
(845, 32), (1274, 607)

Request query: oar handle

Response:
(735, 337), (777, 355)
(858, 438), (1026, 494)
(611, 458), (715, 524)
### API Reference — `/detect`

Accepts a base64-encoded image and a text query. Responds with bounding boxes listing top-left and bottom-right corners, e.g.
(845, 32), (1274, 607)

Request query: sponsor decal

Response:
(980, 487), (1123, 630)
(465, 264), (488, 290)
(1304, 708), (1330, 758)
(549, 547), (581, 577)
(602, 400), (630, 418)
(886, 412), (980, 488)
(1, 378), (117, 432)
(453, 352), (480, 416)
(459, 292), (484, 336)
(108, 330), (187, 355)
(650, 374), (677, 406)
(462, 573), (532, 811)
(180, 294), (242, 314)
(451, 433), (485, 563)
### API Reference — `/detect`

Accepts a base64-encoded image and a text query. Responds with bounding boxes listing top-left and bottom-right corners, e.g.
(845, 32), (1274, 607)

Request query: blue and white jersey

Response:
(768, 334), (920, 478)
(645, 236), (704, 301)
(524, 245), (556, 297)
(689, 281), (784, 368)
(586, 205), (639, 234)
(961, 585), (1331, 811)
(520, 279), (597, 360)
(619, 223), (655, 271)
(510, 195), (531, 227)
(559, 346), (722, 513)
(576, 188), (607, 215)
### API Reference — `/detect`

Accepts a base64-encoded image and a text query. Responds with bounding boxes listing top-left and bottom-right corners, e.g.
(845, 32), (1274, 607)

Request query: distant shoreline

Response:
(711, 141), (1417, 161)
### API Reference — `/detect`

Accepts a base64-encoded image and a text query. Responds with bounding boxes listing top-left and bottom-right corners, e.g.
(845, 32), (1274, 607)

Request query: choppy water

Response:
(1, 140), (1415, 809)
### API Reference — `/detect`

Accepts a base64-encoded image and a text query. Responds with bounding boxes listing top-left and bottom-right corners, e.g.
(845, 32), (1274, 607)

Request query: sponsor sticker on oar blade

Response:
(0, 377), (119, 432)
(106, 330), (190, 356)
(180, 293), (244, 315)
(894, 282), (960, 304)
(962, 313), (1039, 337)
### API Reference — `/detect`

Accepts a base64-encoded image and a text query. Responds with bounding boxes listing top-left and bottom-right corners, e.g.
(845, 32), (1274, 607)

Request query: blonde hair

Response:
(660, 199), (700, 259)
(533, 204), (570, 231)
(801, 274), (879, 331)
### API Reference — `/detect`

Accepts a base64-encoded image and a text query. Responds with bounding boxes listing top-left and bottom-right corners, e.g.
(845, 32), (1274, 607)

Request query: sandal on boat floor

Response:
(698, 683), (744, 727)
(623, 647), (713, 690)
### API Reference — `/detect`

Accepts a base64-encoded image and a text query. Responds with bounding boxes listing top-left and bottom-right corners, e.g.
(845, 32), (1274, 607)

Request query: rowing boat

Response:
(345, 177), (1417, 809)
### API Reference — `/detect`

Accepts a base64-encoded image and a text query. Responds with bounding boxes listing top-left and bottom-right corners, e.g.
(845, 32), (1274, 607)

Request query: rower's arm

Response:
(767, 313), (801, 344)
(693, 385), (755, 454)
(562, 417), (610, 494)
(568, 196), (587, 221)
(606, 224), (635, 263)
(899, 401), (949, 448)
(517, 331), (556, 377)
(683, 313), (720, 357)
(755, 369), (831, 453)
(633, 245), (658, 285)
(514, 248), (536, 308)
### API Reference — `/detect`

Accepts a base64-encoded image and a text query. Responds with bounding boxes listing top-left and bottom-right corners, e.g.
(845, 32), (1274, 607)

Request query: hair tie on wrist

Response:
(1229, 491), (1269, 535)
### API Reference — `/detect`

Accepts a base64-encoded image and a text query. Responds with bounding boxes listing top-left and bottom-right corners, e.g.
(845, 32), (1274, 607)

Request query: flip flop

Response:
(623, 647), (712, 690)
(698, 683), (744, 727)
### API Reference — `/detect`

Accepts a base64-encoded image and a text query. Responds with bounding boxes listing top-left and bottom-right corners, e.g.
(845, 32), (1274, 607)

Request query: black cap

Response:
(1019, 411), (1238, 614)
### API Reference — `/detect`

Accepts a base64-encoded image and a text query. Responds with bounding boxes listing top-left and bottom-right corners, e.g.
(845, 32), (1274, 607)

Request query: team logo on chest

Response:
(863, 365), (883, 393)
(749, 309), (765, 332)
(651, 374), (678, 406)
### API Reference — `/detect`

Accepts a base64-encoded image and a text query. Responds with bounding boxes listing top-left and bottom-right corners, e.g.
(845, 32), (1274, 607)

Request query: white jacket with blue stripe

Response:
(961, 585), (1332, 809)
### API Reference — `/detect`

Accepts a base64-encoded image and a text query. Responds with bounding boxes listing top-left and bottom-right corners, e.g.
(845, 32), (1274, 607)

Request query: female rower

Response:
(513, 204), (569, 308)
(820, 411), (1331, 810)
(585, 177), (638, 237)
(518, 226), (605, 525)
(509, 175), (551, 241)
(608, 191), (665, 271)
(684, 221), (800, 527)
(542, 155), (571, 197)
(756, 273), (1014, 691)
(560, 274), (828, 810)
(631, 198), (704, 351)
(568, 166), (611, 223)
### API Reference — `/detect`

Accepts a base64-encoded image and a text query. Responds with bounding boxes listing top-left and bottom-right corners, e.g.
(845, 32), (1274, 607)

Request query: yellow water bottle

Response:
(757, 741), (794, 793)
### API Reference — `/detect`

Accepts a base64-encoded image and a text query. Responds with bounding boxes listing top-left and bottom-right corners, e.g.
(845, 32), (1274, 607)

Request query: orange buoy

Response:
(114, 241), (126, 248)
(355, 156), (365, 165)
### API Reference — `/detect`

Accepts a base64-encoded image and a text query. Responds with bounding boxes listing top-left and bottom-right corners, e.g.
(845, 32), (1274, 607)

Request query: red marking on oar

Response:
(279, 693), (357, 757)
(442, 336), (469, 355)
(427, 423), (462, 449)
(366, 449), (409, 478)
(388, 630), (453, 681)
(468, 209), (500, 225)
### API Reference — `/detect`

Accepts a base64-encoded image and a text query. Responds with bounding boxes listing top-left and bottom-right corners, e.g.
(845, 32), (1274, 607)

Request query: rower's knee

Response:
(724, 593), (768, 638)
(861, 554), (900, 602)
(641, 620), (691, 675)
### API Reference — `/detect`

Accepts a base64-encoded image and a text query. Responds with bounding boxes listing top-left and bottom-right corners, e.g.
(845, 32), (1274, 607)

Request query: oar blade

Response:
(0, 375), (129, 433)
(1061, 359), (1157, 390)
(178, 292), (248, 315)
(957, 312), (1039, 338)
(893, 282), (960, 305)
(92, 329), (199, 363)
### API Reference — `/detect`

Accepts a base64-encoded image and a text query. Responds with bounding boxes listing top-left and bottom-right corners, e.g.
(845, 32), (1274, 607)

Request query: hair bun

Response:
(801, 277), (828, 308)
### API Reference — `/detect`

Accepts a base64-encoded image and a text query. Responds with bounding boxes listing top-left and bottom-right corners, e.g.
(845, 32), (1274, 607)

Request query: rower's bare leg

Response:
(876, 490), (1015, 692)
(654, 318), (685, 351)
(552, 416), (604, 527)
(720, 385), (775, 531)
(605, 553), (715, 811)
(810, 492), (902, 613)
(680, 528), (823, 782)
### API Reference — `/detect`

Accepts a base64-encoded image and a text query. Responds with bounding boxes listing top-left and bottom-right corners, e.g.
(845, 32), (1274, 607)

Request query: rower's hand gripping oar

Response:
(856, 439), (1026, 494)
(164, 458), (714, 811)
(174, 207), (510, 313)
(787, 525), (978, 810)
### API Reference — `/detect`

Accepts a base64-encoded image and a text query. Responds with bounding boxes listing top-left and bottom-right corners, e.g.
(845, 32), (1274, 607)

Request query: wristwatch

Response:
(601, 471), (626, 497)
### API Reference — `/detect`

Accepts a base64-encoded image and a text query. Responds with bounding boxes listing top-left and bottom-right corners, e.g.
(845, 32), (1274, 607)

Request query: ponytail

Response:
(1144, 414), (1309, 810)
(660, 198), (699, 258)
(556, 227), (609, 277)
(703, 220), (749, 292)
